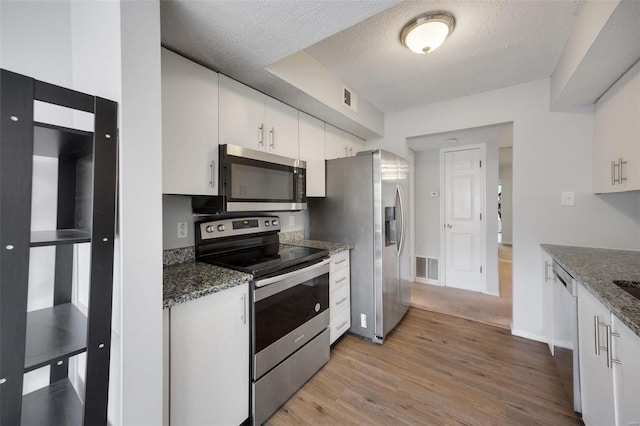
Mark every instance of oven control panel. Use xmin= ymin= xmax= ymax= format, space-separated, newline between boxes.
xmin=198 ymin=216 xmax=281 ymax=239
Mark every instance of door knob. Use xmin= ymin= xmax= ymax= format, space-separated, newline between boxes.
xmin=447 ymin=224 xmax=453 ymax=229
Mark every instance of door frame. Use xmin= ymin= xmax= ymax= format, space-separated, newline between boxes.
xmin=439 ymin=143 xmax=487 ymax=293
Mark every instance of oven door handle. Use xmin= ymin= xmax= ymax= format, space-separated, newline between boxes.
xmin=254 ymin=258 xmax=330 ymax=288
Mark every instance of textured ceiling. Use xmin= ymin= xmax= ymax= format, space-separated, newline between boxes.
xmin=306 ymin=0 xmax=582 ymax=113
xmin=160 ymin=0 xmax=398 ymax=84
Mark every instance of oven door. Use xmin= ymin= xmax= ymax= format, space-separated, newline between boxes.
xmin=252 ymin=258 xmax=330 ymax=379
xmin=220 ymin=144 xmax=306 ymax=211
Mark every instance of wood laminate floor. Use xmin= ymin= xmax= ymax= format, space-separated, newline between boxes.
xmin=267 ymin=308 xmax=581 ymax=426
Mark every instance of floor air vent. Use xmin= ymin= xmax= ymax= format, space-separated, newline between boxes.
xmin=416 ymin=257 xmax=427 ymax=279
xmin=427 ymin=258 xmax=439 ymax=281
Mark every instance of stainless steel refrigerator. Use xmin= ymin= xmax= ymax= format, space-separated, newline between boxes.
xmin=308 ymin=150 xmax=411 ymax=344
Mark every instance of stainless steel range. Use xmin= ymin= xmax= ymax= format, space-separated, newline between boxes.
xmin=195 ymin=215 xmax=330 ymax=425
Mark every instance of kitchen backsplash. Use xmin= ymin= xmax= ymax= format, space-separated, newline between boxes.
xmin=162 ymin=194 xmax=307 ymax=250
xmin=279 ymin=229 xmax=304 ymax=242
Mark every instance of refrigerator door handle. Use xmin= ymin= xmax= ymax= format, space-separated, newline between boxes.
xmin=396 ymin=184 xmax=406 ymax=256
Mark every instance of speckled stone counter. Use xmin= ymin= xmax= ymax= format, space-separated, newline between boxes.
xmin=163 ymin=262 xmax=251 ymax=309
xmin=541 ymin=244 xmax=640 ymax=337
xmin=285 ymin=239 xmax=354 ymax=256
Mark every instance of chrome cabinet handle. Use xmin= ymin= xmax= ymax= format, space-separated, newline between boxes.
xmin=336 ymin=297 xmax=348 ymax=306
xmin=611 ymin=161 xmax=616 ymax=186
xmin=335 ymin=277 xmax=347 ymax=284
xmin=258 ymin=123 xmax=265 ymax=147
xmin=594 ymin=315 xmax=610 ymax=357
xmin=349 ymin=146 xmax=353 ymax=156
xmin=344 ymin=146 xmax=348 ymax=157
xmin=544 ymin=261 xmax=553 ymax=282
xmin=337 ymin=320 xmax=349 ymax=330
xmin=209 ymin=160 xmax=215 ymax=188
xmin=605 ymin=324 xmax=622 ymax=368
xmin=269 ymin=127 xmax=275 ymax=149
xmin=334 ymin=259 xmax=347 ymax=265
xmin=620 ymin=157 xmax=628 ymax=182
xmin=241 ymin=293 xmax=247 ymax=325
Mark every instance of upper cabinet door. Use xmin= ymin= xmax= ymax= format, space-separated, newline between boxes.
xmin=219 ymin=74 xmax=267 ymax=151
xmin=619 ymin=68 xmax=640 ymax=191
xmin=299 ymin=112 xmax=325 ymax=197
xmin=593 ymin=62 xmax=640 ymax=194
xmin=325 ymin=124 xmax=349 ymax=160
xmin=325 ymin=124 xmax=365 ymax=160
xmin=265 ymin=98 xmax=299 ymax=159
xmin=162 ymin=48 xmax=219 ymax=195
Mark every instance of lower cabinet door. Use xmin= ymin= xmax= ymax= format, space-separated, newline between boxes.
xmin=170 ymin=283 xmax=249 ymax=426
xmin=612 ymin=315 xmax=640 ymax=426
xmin=577 ymin=285 xmax=615 ymax=426
xmin=330 ymin=306 xmax=351 ymax=344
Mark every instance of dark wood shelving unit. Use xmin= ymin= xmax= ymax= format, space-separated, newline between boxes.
xmin=0 ymin=69 xmax=118 ymax=425
xmin=30 ymin=230 xmax=92 ymax=247
xmin=24 ymin=304 xmax=88 ymax=372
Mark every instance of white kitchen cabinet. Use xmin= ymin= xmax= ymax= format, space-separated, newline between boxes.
xmin=169 ymin=283 xmax=249 ymax=426
xmin=219 ymin=75 xmax=298 ymax=158
xmin=161 ymin=48 xmax=219 ymax=195
xmin=162 ymin=309 xmax=170 ymax=426
xmin=325 ymin=124 xmax=365 ymax=160
xmin=612 ymin=315 xmax=640 ymax=426
xmin=593 ymin=61 xmax=640 ymax=193
xmin=577 ymin=284 xmax=616 ymax=426
xmin=299 ymin=112 xmax=326 ymax=197
xmin=541 ymin=251 xmax=554 ymax=354
xmin=329 ymin=250 xmax=351 ymax=344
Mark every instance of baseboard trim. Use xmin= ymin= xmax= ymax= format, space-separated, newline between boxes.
xmin=484 ymin=290 xmax=500 ymax=297
xmin=511 ymin=328 xmax=547 ymax=344
xmin=415 ymin=277 xmax=442 ymax=286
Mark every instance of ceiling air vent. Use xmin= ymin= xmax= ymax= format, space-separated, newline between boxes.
xmin=342 ymin=85 xmax=358 ymax=112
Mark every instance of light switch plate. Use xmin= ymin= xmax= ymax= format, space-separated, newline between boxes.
xmin=177 ymin=221 xmax=188 ymax=239
xmin=561 ymin=191 xmax=575 ymax=206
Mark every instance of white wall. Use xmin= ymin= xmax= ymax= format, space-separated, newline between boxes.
xmin=119 ymin=2 xmax=163 ymax=424
xmin=414 ymin=150 xmax=440 ymax=265
xmin=368 ymin=78 xmax=640 ymax=341
xmin=1 ymin=1 xmax=163 ymax=424
xmin=414 ymin=141 xmax=499 ymax=296
xmin=499 ymin=148 xmax=513 ymax=245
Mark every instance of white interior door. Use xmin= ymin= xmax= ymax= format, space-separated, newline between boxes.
xmin=443 ymin=148 xmax=484 ymax=292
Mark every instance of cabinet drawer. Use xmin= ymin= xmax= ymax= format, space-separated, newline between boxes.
xmin=330 ymin=282 xmax=350 ymax=313
xmin=330 ymin=307 xmax=351 ymax=344
xmin=330 ymin=250 xmax=349 ymax=273
xmin=330 ymin=266 xmax=349 ymax=293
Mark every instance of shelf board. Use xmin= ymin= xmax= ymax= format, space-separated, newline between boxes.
xmin=24 ymin=303 xmax=87 ymax=373
xmin=22 ymin=379 xmax=83 ymax=426
xmin=30 ymin=230 xmax=91 ymax=247
xmin=33 ymin=122 xmax=93 ymax=159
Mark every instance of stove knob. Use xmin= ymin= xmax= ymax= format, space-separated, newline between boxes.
xmin=271 ymin=219 xmax=279 ymax=227
xmin=264 ymin=220 xmax=270 ymax=227
xmin=206 ymin=225 xmax=215 ymax=233
xmin=217 ymin=224 xmax=225 ymax=232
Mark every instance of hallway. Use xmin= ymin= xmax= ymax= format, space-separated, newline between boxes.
xmin=411 ymin=245 xmax=512 ymax=329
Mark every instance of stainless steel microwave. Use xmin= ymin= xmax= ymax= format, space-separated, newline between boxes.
xmin=205 ymin=144 xmax=307 ymax=212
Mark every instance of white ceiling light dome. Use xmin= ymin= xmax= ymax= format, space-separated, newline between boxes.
xmin=400 ymin=12 xmax=455 ymax=54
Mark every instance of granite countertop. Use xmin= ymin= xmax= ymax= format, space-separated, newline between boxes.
xmin=285 ymin=239 xmax=354 ymax=255
xmin=163 ymin=262 xmax=251 ymax=309
xmin=541 ymin=244 xmax=640 ymax=337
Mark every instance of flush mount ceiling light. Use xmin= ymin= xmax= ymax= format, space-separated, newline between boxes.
xmin=400 ymin=12 xmax=455 ymax=54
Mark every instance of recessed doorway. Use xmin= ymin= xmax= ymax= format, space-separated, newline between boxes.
xmin=408 ymin=123 xmax=513 ymax=329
